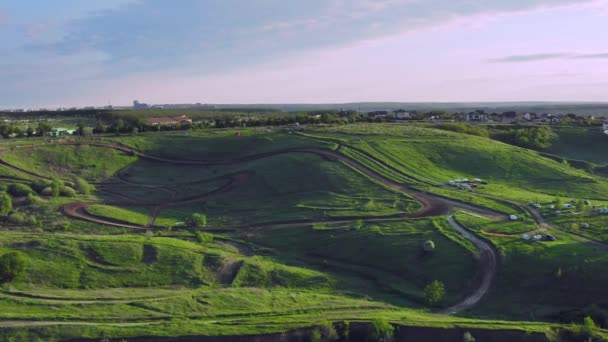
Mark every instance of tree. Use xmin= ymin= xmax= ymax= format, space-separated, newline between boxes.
xmin=75 ymin=178 xmax=92 ymax=195
xmin=77 ymin=122 xmax=85 ymax=136
xmin=423 ymin=240 xmax=435 ymax=252
xmin=370 ymin=319 xmax=395 ymax=342
xmin=554 ymin=197 xmax=563 ymax=209
xmin=36 ymin=122 xmax=52 ymax=137
xmin=0 ymin=252 xmax=27 ymax=283
xmin=576 ymin=199 xmax=585 ymax=212
xmin=0 ymin=193 xmax=12 ymax=216
xmin=310 ymin=321 xmax=338 ymax=342
xmin=94 ymin=121 xmax=107 ymax=134
xmin=191 ymin=213 xmax=207 ymax=227
xmin=114 ymin=119 xmax=125 ymax=135
xmin=51 ymin=178 xmax=64 ymax=198
xmin=576 ymin=316 xmax=597 ymax=340
xmin=424 ymin=280 xmax=446 ymax=306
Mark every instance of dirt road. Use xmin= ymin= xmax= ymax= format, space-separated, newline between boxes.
xmin=442 ymin=216 xmax=497 ymax=315
xmin=19 ymin=140 xmax=504 ymax=315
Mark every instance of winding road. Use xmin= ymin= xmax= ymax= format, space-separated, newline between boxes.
xmin=4 ymin=140 xmax=502 ymax=315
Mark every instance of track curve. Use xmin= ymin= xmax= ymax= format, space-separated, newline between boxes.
xmin=14 ymin=140 xmax=501 ymax=314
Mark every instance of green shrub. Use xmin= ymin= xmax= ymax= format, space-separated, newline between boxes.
xmin=60 ymin=186 xmax=77 ymax=197
xmin=423 ymin=240 xmax=435 ymax=252
xmin=0 ymin=252 xmax=27 ymax=283
xmin=51 ymin=178 xmax=64 ymax=197
xmin=0 ymin=193 xmax=12 ymax=216
xmin=424 ymin=280 xmax=446 ymax=306
xmin=8 ymin=212 xmax=26 ymax=225
xmin=8 ymin=183 xmax=34 ymax=197
xmin=31 ymin=179 xmax=52 ymax=193
xmin=75 ymin=178 xmax=93 ymax=195
xmin=40 ymin=187 xmax=53 ymax=197
xmin=370 ymin=319 xmax=395 ymax=342
xmin=191 ymin=213 xmax=207 ymax=227
xmin=195 ymin=232 xmax=213 ymax=243
xmin=310 ymin=321 xmax=338 ymax=342
xmin=26 ymin=193 xmax=42 ymax=205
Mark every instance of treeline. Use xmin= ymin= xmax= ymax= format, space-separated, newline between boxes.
xmin=0 ymin=121 xmax=77 ymax=139
xmin=433 ymin=123 xmax=558 ymax=149
xmin=491 ymin=126 xmax=558 ymax=149
xmin=92 ymin=110 xmax=378 ymax=134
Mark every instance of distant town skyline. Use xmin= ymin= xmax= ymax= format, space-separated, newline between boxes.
xmin=1 ymin=0 xmax=608 ymax=108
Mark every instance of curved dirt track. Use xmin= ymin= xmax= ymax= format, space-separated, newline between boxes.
xmin=442 ymin=216 xmax=497 ymax=315
xmin=27 ymin=140 xmax=500 ymax=314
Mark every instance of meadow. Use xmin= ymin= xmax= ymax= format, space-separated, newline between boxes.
xmin=0 ymin=123 xmax=607 ymax=340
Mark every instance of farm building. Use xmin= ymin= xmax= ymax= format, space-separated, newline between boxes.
xmin=603 ymin=120 xmax=608 ymax=135
xmin=509 ymin=215 xmax=518 ymax=221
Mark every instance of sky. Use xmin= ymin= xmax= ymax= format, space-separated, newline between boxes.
xmin=1 ymin=0 xmax=607 ymax=108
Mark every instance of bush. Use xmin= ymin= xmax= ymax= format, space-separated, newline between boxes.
xmin=40 ymin=187 xmax=53 ymax=197
xmin=370 ymin=319 xmax=395 ymax=342
xmin=8 ymin=212 xmax=26 ymax=225
xmin=424 ymin=280 xmax=446 ymax=306
xmin=60 ymin=186 xmax=77 ymax=197
xmin=310 ymin=321 xmax=338 ymax=342
xmin=0 ymin=193 xmax=12 ymax=216
xmin=75 ymin=178 xmax=93 ymax=195
xmin=8 ymin=183 xmax=34 ymax=197
xmin=195 ymin=231 xmax=213 ymax=243
xmin=0 ymin=252 xmax=27 ymax=283
xmin=423 ymin=240 xmax=435 ymax=252
xmin=31 ymin=179 xmax=52 ymax=193
xmin=26 ymin=193 xmax=42 ymax=205
xmin=191 ymin=213 xmax=207 ymax=227
xmin=51 ymin=178 xmax=64 ymax=197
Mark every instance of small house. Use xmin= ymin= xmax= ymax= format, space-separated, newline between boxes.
xmin=509 ymin=215 xmax=518 ymax=221
xmin=466 ymin=112 xmax=488 ymax=122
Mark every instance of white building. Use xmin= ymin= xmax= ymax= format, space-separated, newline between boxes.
xmin=466 ymin=113 xmax=488 ymax=121
xmin=603 ymin=121 xmax=608 ymax=135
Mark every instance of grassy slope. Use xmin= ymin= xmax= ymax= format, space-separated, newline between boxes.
xmin=236 ymin=218 xmax=476 ymax=307
xmin=0 ymin=145 xmax=137 ymax=182
xmin=542 ymin=127 xmax=608 ymax=166
xmin=455 ymin=212 xmax=608 ymax=322
xmin=109 ymin=129 xmax=333 ymax=161
xmin=309 ymin=124 xmax=608 ymax=201
xmin=0 ymin=233 xmax=331 ymax=293
xmin=85 ymin=205 xmax=151 ymax=226
xmin=156 ymin=153 xmax=420 ymax=226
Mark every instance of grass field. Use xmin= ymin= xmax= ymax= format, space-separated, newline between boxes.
xmin=236 ymin=217 xmax=477 ymax=307
xmin=542 ymin=127 xmax=608 ymax=166
xmin=455 ymin=212 xmax=608 ymax=324
xmin=0 ymin=145 xmax=138 ymax=182
xmin=306 ymin=124 xmax=608 ymax=202
xmin=109 ymin=129 xmax=334 ymax=161
xmin=85 ymin=205 xmax=151 ymax=226
xmin=1 ymin=124 xmax=608 ymax=340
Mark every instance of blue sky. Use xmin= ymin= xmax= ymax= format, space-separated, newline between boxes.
xmin=1 ymin=0 xmax=607 ymax=108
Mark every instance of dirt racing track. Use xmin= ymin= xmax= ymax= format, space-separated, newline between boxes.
xmin=13 ymin=141 xmax=504 ymax=315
